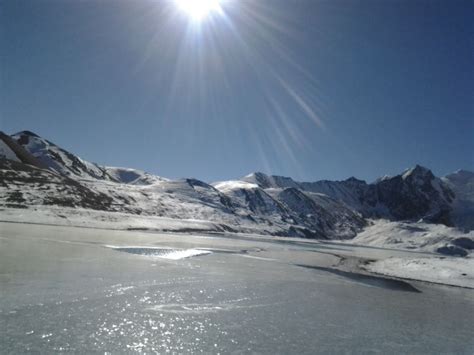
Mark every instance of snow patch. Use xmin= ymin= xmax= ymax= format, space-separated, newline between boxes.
xmin=364 ymin=257 xmax=474 ymax=288
xmin=352 ymin=220 xmax=473 ymax=253
xmin=213 ymin=180 xmax=259 ymax=192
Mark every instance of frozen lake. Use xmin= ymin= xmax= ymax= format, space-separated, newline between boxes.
xmin=1 ymin=222 xmax=473 ymax=353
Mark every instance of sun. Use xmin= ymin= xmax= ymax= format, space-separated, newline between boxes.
xmin=175 ymin=0 xmax=222 ymax=21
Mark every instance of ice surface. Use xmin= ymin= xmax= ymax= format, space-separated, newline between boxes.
xmin=107 ymin=246 xmax=212 ymax=259
xmin=1 ymin=222 xmax=473 ymax=354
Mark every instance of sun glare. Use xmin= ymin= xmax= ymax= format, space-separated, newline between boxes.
xmin=175 ymin=0 xmax=222 ymax=20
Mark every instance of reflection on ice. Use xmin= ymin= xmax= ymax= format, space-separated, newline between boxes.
xmin=149 ymin=303 xmax=227 ymax=314
xmin=106 ymin=246 xmax=212 ymax=260
xmin=149 ymin=301 xmax=276 ymax=314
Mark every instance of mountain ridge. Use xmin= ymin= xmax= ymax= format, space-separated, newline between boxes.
xmin=1 ymin=130 xmax=473 ymax=238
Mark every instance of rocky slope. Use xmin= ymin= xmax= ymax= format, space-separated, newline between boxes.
xmin=10 ymin=131 xmax=166 ymax=184
xmin=243 ymin=166 xmax=457 ymax=227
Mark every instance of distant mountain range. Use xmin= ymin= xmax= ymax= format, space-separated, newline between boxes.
xmin=1 ymin=130 xmax=473 ymax=238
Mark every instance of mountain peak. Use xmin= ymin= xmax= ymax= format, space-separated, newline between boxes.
xmin=443 ymin=169 xmax=474 ymax=188
xmin=373 ymin=174 xmax=392 ymax=183
xmin=402 ymin=165 xmax=434 ymax=180
xmin=242 ymin=172 xmax=269 ymax=182
xmin=344 ymin=176 xmax=366 ymax=184
xmin=244 ymin=172 xmax=269 ymax=179
xmin=13 ymin=130 xmax=41 ymax=138
xmin=242 ymin=172 xmax=300 ymax=189
xmin=451 ymin=169 xmax=474 ymax=177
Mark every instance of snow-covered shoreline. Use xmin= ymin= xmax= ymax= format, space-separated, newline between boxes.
xmin=334 ymin=220 xmax=474 ymax=288
xmin=2 ymin=207 xmax=473 ymax=289
xmin=352 ymin=219 xmax=474 ymax=253
xmin=0 ymin=206 xmax=249 ymax=234
xmin=362 ymin=257 xmax=474 ymax=289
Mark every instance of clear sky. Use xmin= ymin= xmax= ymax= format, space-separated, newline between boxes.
xmin=1 ymin=0 xmax=473 ymax=182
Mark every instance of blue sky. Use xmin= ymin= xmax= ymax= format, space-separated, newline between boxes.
xmin=1 ymin=0 xmax=473 ymax=182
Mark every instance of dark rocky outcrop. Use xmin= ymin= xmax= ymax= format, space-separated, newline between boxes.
xmin=436 ymin=245 xmax=468 ymax=257
xmin=452 ymin=237 xmax=474 ymax=250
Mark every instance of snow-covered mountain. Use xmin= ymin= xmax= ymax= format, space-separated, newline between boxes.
xmin=243 ymin=166 xmax=456 ymax=227
xmin=268 ymin=188 xmax=366 ymax=239
xmin=243 ymin=173 xmax=369 ymax=210
xmin=12 ymin=130 xmax=113 ymax=180
xmin=1 ymin=130 xmax=472 ymax=239
xmin=442 ymin=170 xmax=474 ymax=231
xmin=211 ymin=179 xmax=366 ymax=239
xmin=11 ymin=131 xmax=166 ymax=184
xmin=0 ymin=131 xmax=48 ymax=168
xmin=0 ymin=159 xmax=114 ymax=211
xmin=104 ymin=166 xmax=167 ymax=185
